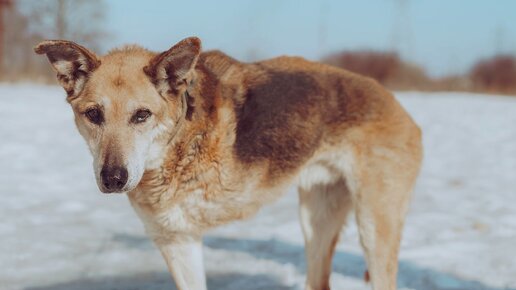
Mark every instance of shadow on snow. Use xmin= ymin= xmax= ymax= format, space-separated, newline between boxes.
xmin=27 ymin=233 xmax=515 ymax=290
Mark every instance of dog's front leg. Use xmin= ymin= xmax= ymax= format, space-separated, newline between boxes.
xmin=157 ymin=237 xmax=207 ymax=290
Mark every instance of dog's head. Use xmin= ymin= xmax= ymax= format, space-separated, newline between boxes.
xmin=35 ymin=37 xmax=201 ymax=193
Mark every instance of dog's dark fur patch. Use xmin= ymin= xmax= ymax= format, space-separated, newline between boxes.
xmin=234 ymin=70 xmax=325 ymax=176
xmin=196 ymin=64 xmax=220 ymax=122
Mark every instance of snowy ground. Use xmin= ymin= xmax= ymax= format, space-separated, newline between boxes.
xmin=1 ymin=84 xmax=515 ymax=290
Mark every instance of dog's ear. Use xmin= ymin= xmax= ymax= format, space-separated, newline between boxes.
xmin=34 ymin=40 xmax=100 ymax=99
xmin=144 ymin=37 xmax=201 ymax=97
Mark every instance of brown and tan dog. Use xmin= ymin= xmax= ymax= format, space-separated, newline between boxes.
xmin=35 ymin=37 xmax=422 ymax=290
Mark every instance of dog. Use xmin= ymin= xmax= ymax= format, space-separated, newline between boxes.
xmin=35 ymin=37 xmax=422 ymax=290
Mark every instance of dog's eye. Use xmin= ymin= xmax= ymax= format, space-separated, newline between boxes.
xmin=84 ymin=107 xmax=104 ymax=125
xmin=131 ymin=109 xmax=152 ymax=124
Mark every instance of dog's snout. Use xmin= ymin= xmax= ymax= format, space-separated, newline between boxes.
xmin=100 ymin=166 xmax=128 ymax=192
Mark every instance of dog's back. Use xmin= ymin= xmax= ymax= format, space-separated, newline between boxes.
xmin=202 ymin=51 xmax=421 ymax=181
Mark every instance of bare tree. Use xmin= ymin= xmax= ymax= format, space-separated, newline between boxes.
xmin=2 ymin=0 xmax=49 ymax=80
xmin=1 ymin=0 xmax=109 ymax=81
xmin=0 ymin=0 xmax=13 ymax=77
xmin=18 ymin=0 xmax=109 ymax=51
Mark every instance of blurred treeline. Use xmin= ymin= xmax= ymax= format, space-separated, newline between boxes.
xmin=0 ymin=0 xmax=108 ymax=82
xmin=1 ymin=0 xmax=515 ymax=95
xmin=323 ymin=51 xmax=516 ymax=95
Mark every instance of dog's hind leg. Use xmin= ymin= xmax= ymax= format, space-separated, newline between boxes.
xmin=353 ymin=148 xmax=420 ymax=290
xmin=298 ymin=177 xmax=352 ymax=290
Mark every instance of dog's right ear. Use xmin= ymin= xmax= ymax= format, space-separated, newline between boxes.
xmin=34 ymin=40 xmax=100 ymax=99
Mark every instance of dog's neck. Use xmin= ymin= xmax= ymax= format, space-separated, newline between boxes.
xmin=130 ymin=63 xmax=241 ymax=208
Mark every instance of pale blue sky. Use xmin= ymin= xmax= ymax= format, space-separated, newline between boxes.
xmin=106 ymin=0 xmax=516 ymax=77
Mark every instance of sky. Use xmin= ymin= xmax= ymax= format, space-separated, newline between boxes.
xmin=105 ymin=0 xmax=516 ymax=77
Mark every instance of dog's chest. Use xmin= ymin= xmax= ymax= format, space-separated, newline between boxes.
xmin=128 ymin=183 xmax=269 ymax=238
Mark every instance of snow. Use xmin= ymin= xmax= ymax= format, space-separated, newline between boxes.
xmin=1 ymin=84 xmax=515 ymax=290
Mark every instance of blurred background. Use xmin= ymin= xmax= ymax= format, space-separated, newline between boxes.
xmin=1 ymin=1 xmax=516 ymax=290
xmin=1 ymin=0 xmax=516 ymax=93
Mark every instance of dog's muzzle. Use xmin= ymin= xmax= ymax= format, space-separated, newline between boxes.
xmin=100 ymin=166 xmax=128 ymax=193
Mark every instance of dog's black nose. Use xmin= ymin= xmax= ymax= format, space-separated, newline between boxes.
xmin=100 ymin=166 xmax=128 ymax=192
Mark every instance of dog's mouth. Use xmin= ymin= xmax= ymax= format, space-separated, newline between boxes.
xmin=98 ymin=182 xmax=129 ymax=194
xmin=99 ymin=185 xmax=127 ymax=194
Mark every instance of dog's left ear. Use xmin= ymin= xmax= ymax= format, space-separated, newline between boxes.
xmin=34 ymin=40 xmax=100 ymax=99
xmin=144 ymin=37 xmax=201 ymax=97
